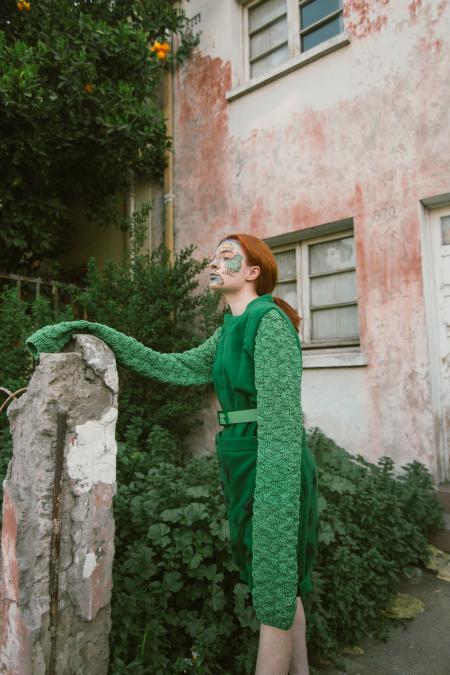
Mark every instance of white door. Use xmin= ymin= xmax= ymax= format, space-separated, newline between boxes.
xmin=429 ymin=206 xmax=450 ymax=483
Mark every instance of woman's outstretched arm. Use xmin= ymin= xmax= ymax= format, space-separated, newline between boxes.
xmin=26 ymin=320 xmax=222 ymax=386
xmin=252 ymin=308 xmax=303 ymax=631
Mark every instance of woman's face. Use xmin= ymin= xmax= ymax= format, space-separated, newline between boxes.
xmin=208 ymin=239 xmax=256 ymax=292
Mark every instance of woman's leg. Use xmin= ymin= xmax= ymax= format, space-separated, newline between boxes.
xmin=254 ymin=597 xmax=309 ymax=675
xmin=289 ymin=596 xmax=309 ymax=675
xmin=254 ymin=622 xmax=294 ymax=675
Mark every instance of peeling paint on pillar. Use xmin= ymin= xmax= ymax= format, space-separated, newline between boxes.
xmin=0 ymin=333 xmax=118 ymax=674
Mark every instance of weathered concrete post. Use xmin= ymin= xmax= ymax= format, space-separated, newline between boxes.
xmin=0 ymin=334 xmax=118 ymax=675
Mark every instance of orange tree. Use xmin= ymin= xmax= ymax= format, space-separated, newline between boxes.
xmin=0 ymin=0 xmax=197 ymax=273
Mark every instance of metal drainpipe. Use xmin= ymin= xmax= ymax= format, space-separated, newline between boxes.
xmin=163 ymin=34 xmax=175 ymax=267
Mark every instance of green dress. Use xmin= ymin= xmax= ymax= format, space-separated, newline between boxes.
xmin=212 ymin=294 xmax=319 ymax=630
xmin=25 ymin=293 xmax=319 ymax=631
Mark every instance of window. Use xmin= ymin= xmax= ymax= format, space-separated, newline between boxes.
xmin=248 ymin=0 xmax=289 ymax=79
xmin=245 ymin=0 xmax=344 ymax=80
xmin=299 ymin=0 xmax=344 ymax=52
xmin=272 ymin=230 xmax=360 ymax=347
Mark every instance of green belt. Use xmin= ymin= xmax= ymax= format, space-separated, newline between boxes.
xmin=217 ymin=408 xmax=258 ymax=426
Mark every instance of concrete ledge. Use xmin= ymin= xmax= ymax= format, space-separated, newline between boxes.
xmin=303 ymin=351 xmax=368 ymax=368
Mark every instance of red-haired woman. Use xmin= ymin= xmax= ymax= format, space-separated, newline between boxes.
xmin=26 ymin=233 xmax=319 ymax=675
xmin=208 ymin=234 xmax=319 ymax=675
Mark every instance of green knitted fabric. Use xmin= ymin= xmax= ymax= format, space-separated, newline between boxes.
xmin=26 ymin=320 xmax=222 ymax=385
xmin=25 ymin=309 xmax=304 ymax=630
xmin=253 ymin=309 xmax=303 ymax=629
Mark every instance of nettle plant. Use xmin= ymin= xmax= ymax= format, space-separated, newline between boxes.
xmin=0 ymin=0 xmax=198 ymax=272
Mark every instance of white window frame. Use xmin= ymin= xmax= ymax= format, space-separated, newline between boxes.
xmin=243 ymin=0 xmax=300 ymax=82
xmin=230 ymin=0 xmax=349 ymax=101
xmin=272 ymin=228 xmax=361 ymax=349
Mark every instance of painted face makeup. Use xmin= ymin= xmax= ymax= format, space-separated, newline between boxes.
xmin=209 ymin=239 xmax=244 ymax=287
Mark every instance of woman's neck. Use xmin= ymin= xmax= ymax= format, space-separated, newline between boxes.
xmin=224 ymin=290 xmax=260 ymax=316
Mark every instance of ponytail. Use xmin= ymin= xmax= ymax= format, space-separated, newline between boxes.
xmin=273 ymin=296 xmax=301 ymax=332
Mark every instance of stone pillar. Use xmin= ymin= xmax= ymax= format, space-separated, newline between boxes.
xmin=0 ymin=334 xmax=118 ymax=675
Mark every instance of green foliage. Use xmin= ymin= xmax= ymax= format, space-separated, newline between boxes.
xmin=70 ymin=240 xmax=224 ymax=444
xmin=106 ymin=425 xmax=444 ymax=673
xmin=110 ymin=430 xmax=259 ymax=675
xmin=304 ymin=427 xmax=445 ymax=669
xmin=0 ymin=245 xmax=445 ymax=671
xmin=0 ymin=238 xmax=223 ymax=522
xmin=0 ymin=285 xmax=75 ymax=392
xmin=0 ymin=0 xmax=198 ymax=271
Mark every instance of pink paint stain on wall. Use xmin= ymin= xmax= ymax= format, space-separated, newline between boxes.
xmin=344 ymin=0 xmax=390 ymax=38
xmin=408 ymin=0 xmax=422 ymax=18
xmin=175 ymin=51 xmax=232 ymax=250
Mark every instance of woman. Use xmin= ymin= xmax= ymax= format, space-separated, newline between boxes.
xmin=26 ymin=233 xmax=319 ymax=675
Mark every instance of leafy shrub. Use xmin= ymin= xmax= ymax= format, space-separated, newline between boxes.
xmin=304 ymin=427 xmax=445 ymax=669
xmin=107 ymin=425 xmax=444 ymax=673
xmin=70 ymin=241 xmax=223 ymax=444
xmin=0 ymin=0 xmax=198 ymax=272
xmin=0 ymin=240 xmax=223 ymax=522
xmin=110 ymin=425 xmax=259 ymax=675
xmin=0 ymin=250 xmax=444 ymax=671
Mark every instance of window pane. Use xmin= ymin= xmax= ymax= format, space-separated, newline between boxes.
xmin=274 ymin=250 xmax=296 ymax=281
xmin=309 ymin=236 xmax=354 ymax=274
xmin=251 ymin=43 xmax=289 ymax=77
xmin=441 ymin=216 xmax=450 ymax=245
xmin=249 ymin=0 xmax=287 ymax=33
xmin=300 ymin=0 xmax=342 ymax=30
xmin=250 ymin=15 xmax=288 ymax=60
xmin=310 ymin=271 xmax=357 ymax=306
xmin=301 ymin=13 xmax=344 ymax=51
xmin=274 ymin=281 xmax=298 ymax=309
xmin=311 ymin=305 xmax=359 ymax=340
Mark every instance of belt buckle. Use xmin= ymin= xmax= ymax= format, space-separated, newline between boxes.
xmin=217 ymin=410 xmax=229 ymax=425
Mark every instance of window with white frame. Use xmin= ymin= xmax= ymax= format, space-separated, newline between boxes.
xmin=272 ymin=230 xmax=360 ymax=347
xmin=246 ymin=0 xmax=344 ymax=80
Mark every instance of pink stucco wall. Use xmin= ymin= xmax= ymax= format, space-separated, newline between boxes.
xmin=173 ymin=0 xmax=450 ymax=480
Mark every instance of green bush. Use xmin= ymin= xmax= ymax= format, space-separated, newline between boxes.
xmin=110 ymin=424 xmax=259 ymax=675
xmin=0 ymin=240 xmax=223 ymax=520
xmin=0 ymin=248 xmax=444 ymax=671
xmin=304 ymin=427 xmax=445 ymax=669
xmin=107 ymin=425 xmax=444 ymax=673
xmin=70 ymin=240 xmax=223 ymax=444
xmin=0 ymin=0 xmax=198 ymax=272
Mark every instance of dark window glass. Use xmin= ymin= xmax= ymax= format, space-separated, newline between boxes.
xmin=301 ymin=13 xmax=343 ymax=51
xmin=300 ymin=0 xmax=342 ymax=30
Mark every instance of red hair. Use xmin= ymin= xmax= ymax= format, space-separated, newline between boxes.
xmin=218 ymin=233 xmax=301 ymax=331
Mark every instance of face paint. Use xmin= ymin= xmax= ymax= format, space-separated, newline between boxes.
xmin=224 ymin=253 xmax=243 ymax=274
xmin=209 ymin=239 xmax=245 ymax=286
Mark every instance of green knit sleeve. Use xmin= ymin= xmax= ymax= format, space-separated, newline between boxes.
xmin=25 ymin=320 xmax=222 ymax=386
xmin=252 ymin=309 xmax=303 ymax=630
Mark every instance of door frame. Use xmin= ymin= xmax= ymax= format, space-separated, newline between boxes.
xmin=420 ymin=195 xmax=450 ymax=484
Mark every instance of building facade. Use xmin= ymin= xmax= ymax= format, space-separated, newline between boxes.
xmin=171 ymin=0 xmax=450 ymax=485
